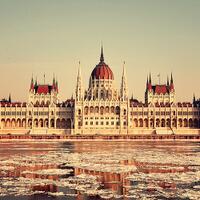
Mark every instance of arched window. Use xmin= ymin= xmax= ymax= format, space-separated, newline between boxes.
xmin=95 ymin=106 xmax=99 ymax=114
xmin=100 ymin=106 xmax=104 ymax=115
xmin=100 ymin=90 xmax=104 ymax=99
xmin=90 ymin=106 xmax=94 ymax=114
xmin=84 ymin=107 xmax=88 ymax=115
xmin=116 ymin=106 xmax=120 ymax=115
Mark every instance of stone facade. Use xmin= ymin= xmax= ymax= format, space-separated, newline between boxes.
xmin=0 ymin=48 xmax=200 ymax=135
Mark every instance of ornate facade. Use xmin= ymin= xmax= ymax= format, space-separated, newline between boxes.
xmin=0 ymin=47 xmax=200 ymax=135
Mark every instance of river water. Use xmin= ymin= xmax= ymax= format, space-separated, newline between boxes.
xmin=0 ymin=140 xmax=200 ymax=200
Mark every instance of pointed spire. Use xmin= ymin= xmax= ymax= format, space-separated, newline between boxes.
xmin=167 ymin=75 xmax=169 ymax=86
xmin=131 ymin=93 xmax=134 ymax=100
xmin=120 ymin=61 xmax=128 ymax=101
xmin=53 ymin=73 xmax=56 ymax=85
xmin=122 ymin=61 xmax=126 ymax=78
xmin=43 ymin=73 xmax=46 ymax=84
xmin=100 ymin=44 xmax=104 ymax=62
xmin=34 ymin=77 xmax=37 ymax=87
xmin=193 ymin=93 xmax=196 ymax=104
xmin=78 ymin=61 xmax=81 ymax=77
xmin=146 ymin=75 xmax=149 ymax=86
xmin=149 ymin=73 xmax=152 ymax=84
xmin=56 ymin=79 xmax=58 ymax=93
xmin=170 ymin=73 xmax=173 ymax=84
xmin=8 ymin=93 xmax=11 ymax=103
xmin=76 ymin=61 xmax=83 ymax=101
xmin=30 ymin=75 xmax=34 ymax=91
xmin=147 ymin=73 xmax=152 ymax=91
xmin=31 ymin=74 xmax=34 ymax=84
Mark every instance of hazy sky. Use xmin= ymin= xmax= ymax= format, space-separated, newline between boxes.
xmin=0 ymin=0 xmax=200 ymax=102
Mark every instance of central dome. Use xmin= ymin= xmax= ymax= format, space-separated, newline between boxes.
xmin=91 ymin=47 xmax=114 ymax=80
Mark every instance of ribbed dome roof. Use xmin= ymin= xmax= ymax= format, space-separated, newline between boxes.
xmin=91 ymin=47 xmax=114 ymax=80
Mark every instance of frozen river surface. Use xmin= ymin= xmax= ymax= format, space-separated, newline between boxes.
xmin=0 ymin=140 xmax=200 ymax=200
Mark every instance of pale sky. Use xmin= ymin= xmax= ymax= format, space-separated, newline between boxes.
xmin=0 ymin=0 xmax=200 ymax=102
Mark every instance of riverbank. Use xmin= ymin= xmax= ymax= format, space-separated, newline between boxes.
xmin=0 ymin=133 xmax=200 ymax=141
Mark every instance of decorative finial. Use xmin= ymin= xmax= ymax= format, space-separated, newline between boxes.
xmin=53 ymin=73 xmax=55 ymax=84
xmin=100 ymin=44 xmax=104 ymax=62
xmin=171 ymin=72 xmax=173 ymax=84
xmin=44 ymin=73 xmax=46 ymax=84
xmin=149 ymin=72 xmax=152 ymax=84
xmin=8 ymin=93 xmax=11 ymax=103
xmin=167 ymin=75 xmax=169 ymax=86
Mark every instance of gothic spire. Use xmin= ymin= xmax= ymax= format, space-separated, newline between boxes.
xmin=149 ymin=73 xmax=152 ymax=84
xmin=8 ymin=93 xmax=11 ymax=103
xmin=171 ymin=73 xmax=173 ymax=84
xmin=100 ymin=45 xmax=104 ymax=62
xmin=193 ymin=93 xmax=196 ymax=104
xmin=76 ymin=61 xmax=83 ymax=101
xmin=34 ymin=77 xmax=37 ymax=87
xmin=53 ymin=73 xmax=56 ymax=85
xmin=30 ymin=75 xmax=34 ymax=91
xmin=146 ymin=75 xmax=149 ymax=86
xmin=120 ymin=61 xmax=128 ymax=101
xmin=167 ymin=75 xmax=169 ymax=86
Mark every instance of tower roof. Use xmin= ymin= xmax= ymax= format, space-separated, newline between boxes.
xmin=91 ymin=46 xmax=114 ymax=80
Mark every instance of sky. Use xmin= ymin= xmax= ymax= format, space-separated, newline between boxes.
xmin=0 ymin=0 xmax=200 ymax=102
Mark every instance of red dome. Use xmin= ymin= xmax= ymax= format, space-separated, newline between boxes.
xmin=91 ymin=62 xmax=114 ymax=80
xmin=91 ymin=47 xmax=114 ymax=80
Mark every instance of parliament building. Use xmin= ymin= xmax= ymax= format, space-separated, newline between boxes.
xmin=0 ymin=47 xmax=200 ymax=135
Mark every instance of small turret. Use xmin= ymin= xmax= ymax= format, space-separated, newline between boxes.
xmin=30 ymin=76 xmax=34 ymax=92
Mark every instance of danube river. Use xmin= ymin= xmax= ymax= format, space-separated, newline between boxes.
xmin=0 ymin=140 xmax=200 ymax=200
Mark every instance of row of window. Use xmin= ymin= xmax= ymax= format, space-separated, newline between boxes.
xmin=85 ymin=117 xmax=117 ymax=120
xmin=84 ymin=121 xmax=125 ymax=126
xmin=131 ymin=111 xmax=200 ymax=116
xmin=34 ymin=111 xmax=49 ymax=115
xmin=1 ymin=111 xmax=26 ymax=116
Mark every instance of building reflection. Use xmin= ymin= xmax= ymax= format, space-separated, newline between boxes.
xmin=0 ymin=141 xmax=197 ymax=199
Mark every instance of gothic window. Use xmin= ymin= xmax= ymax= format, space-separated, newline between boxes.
xmin=116 ymin=106 xmax=120 ymax=115
xmin=95 ymin=106 xmax=99 ymax=113
xmin=100 ymin=90 xmax=104 ymax=99
xmin=41 ymin=101 xmax=45 ymax=106
xmin=84 ymin=107 xmax=88 ymax=115
xmin=90 ymin=106 xmax=94 ymax=114
xmin=105 ymin=106 xmax=109 ymax=113
xmin=78 ymin=121 xmax=82 ymax=126
xmin=100 ymin=107 xmax=104 ymax=115
xmin=96 ymin=90 xmax=98 ymax=98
